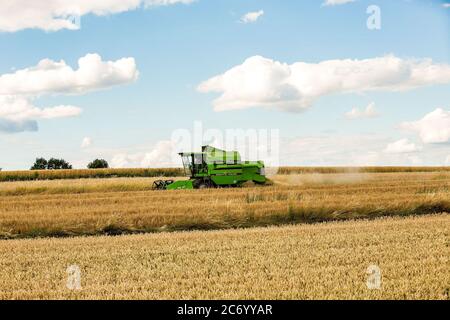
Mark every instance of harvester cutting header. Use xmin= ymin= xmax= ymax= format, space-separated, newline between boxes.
xmin=153 ymin=146 xmax=266 ymax=190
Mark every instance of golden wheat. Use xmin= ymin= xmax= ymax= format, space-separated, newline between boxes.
xmin=277 ymin=166 xmax=450 ymax=174
xmin=0 ymin=172 xmax=449 ymax=239
xmin=0 ymin=168 xmax=183 ymax=182
xmin=0 ymin=214 xmax=447 ymax=299
xmin=1 ymin=166 xmax=449 ymax=182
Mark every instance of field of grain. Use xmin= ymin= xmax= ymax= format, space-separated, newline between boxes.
xmin=0 ymin=214 xmax=447 ymax=299
xmin=0 ymin=172 xmax=449 ymax=239
xmin=0 ymin=168 xmax=183 ymax=182
xmin=1 ymin=166 xmax=449 ymax=182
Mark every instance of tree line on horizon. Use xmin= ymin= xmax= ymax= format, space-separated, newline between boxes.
xmin=30 ymin=158 xmax=109 ymax=170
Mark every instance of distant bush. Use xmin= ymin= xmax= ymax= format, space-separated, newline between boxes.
xmin=88 ymin=159 xmax=109 ymax=169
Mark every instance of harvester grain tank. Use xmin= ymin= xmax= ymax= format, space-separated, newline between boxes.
xmin=153 ymin=146 xmax=266 ymax=190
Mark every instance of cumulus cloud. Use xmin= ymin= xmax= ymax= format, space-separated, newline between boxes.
xmin=322 ymin=0 xmax=356 ymax=6
xmin=113 ymin=136 xmax=384 ymax=168
xmin=198 ymin=55 xmax=450 ymax=112
xmin=0 ymin=95 xmax=81 ymax=133
xmin=212 ymin=133 xmax=447 ymax=166
xmin=281 ymin=134 xmax=434 ymax=166
xmin=0 ymin=53 xmax=138 ymax=133
xmin=0 ymin=0 xmax=196 ymax=32
xmin=400 ymin=108 xmax=450 ymax=144
xmin=240 ymin=10 xmax=264 ymax=24
xmin=111 ymin=140 xmax=177 ymax=168
xmin=0 ymin=53 xmax=138 ymax=96
xmin=283 ymin=135 xmax=384 ymax=166
xmin=81 ymin=137 xmax=92 ymax=148
xmin=345 ymin=102 xmax=379 ymax=119
xmin=384 ymin=139 xmax=421 ymax=154
xmin=93 ymin=133 xmax=448 ymax=169
xmin=141 ymin=140 xmax=175 ymax=167
xmin=111 ymin=153 xmax=142 ymax=168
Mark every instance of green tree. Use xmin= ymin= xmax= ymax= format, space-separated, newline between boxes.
xmin=87 ymin=159 xmax=109 ymax=169
xmin=47 ymin=158 xmax=72 ymax=170
xmin=31 ymin=158 xmax=72 ymax=170
xmin=30 ymin=158 xmax=48 ymax=170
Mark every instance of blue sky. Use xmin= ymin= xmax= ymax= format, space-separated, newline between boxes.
xmin=0 ymin=0 xmax=449 ymax=169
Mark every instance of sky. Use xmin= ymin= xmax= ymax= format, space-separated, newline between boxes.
xmin=0 ymin=0 xmax=449 ymax=170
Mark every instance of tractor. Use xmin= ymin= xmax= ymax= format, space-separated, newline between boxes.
xmin=152 ymin=145 xmax=266 ymax=190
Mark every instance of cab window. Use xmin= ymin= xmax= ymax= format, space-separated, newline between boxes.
xmin=194 ymin=154 xmax=203 ymax=165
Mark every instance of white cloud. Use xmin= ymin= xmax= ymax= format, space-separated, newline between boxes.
xmin=81 ymin=137 xmax=92 ymax=149
xmin=0 ymin=96 xmax=81 ymax=121
xmin=111 ymin=140 xmax=177 ymax=168
xmin=113 ymin=136 xmax=383 ymax=168
xmin=0 ymin=53 xmax=138 ymax=96
xmin=400 ymin=108 xmax=450 ymax=144
xmin=282 ymin=134 xmax=384 ymax=166
xmin=240 ymin=10 xmax=264 ymax=24
xmin=384 ymin=139 xmax=420 ymax=154
xmin=407 ymin=155 xmax=423 ymax=165
xmin=111 ymin=153 xmax=142 ymax=168
xmin=0 ymin=53 xmax=138 ymax=133
xmin=198 ymin=55 xmax=450 ymax=112
xmin=0 ymin=0 xmax=196 ymax=32
xmin=345 ymin=102 xmax=379 ymax=119
xmin=322 ymin=0 xmax=356 ymax=6
xmin=443 ymin=3 xmax=450 ymax=8
xmin=280 ymin=134 xmax=436 ymax=166
xmin=141 ymin=140 xmax=175 ymax=167
xmin=76 ymin=133 xmax=448 ymax=169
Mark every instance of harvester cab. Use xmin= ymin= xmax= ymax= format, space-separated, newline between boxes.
xmin=152 ymin=146 xmax=266 ymax=190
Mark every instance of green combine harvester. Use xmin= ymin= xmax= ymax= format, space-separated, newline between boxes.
xmin=152 ymin=145 xmax=266 ymax=190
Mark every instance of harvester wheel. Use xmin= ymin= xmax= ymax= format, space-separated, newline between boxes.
xmin=194 ymin=179 xmax=214 ymax=189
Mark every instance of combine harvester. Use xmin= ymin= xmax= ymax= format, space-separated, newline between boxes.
xmin=153 ymin=145 xmax=266 ymax=190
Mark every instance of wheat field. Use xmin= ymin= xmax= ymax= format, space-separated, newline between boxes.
xmin=0 ymin=168 xmax=183 ymax=182
xmin=0 ymin=170 xmax=448 ymax=300
xmin=0 ymin=214 xmax=447 ymax=299
xmin=0 ymin=172 xmax=449 ymax=239
xmin=1 ymin=166 xmax=449 ymax=182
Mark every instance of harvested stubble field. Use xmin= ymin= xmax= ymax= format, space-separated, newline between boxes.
xmin=0 ymin=214 xmax=448 ymax=299
xmin=0 ymin=171 xmax=449 ymax=239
